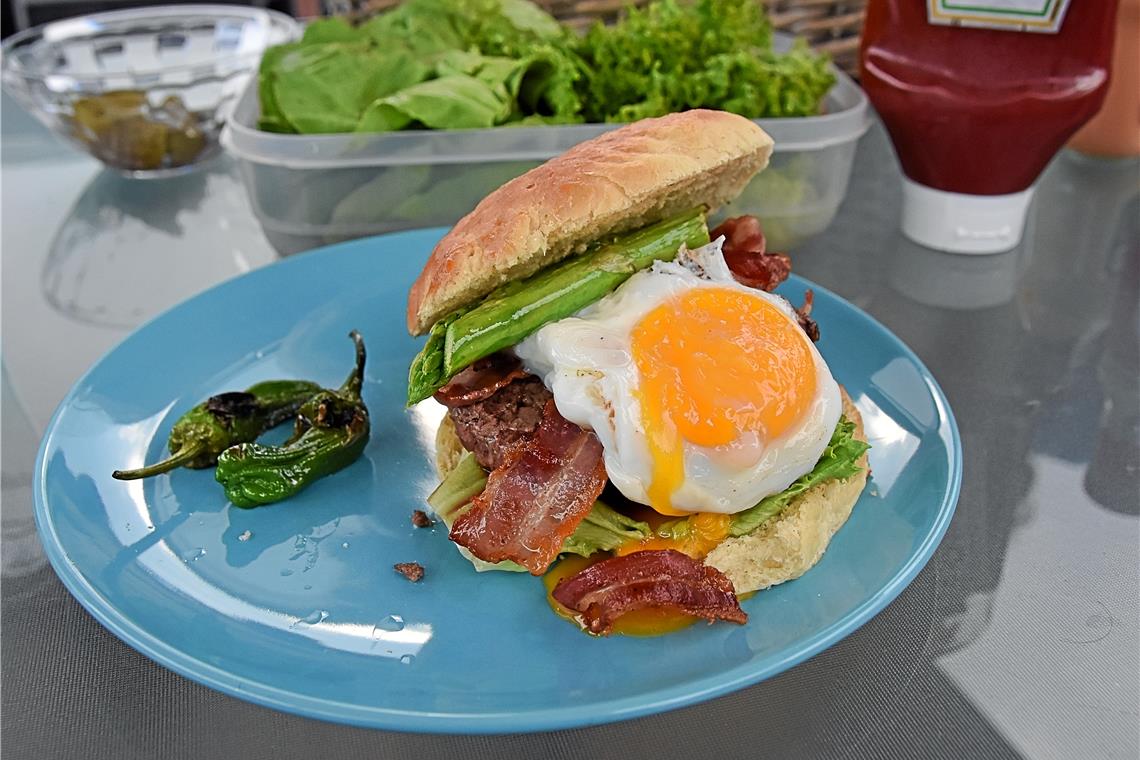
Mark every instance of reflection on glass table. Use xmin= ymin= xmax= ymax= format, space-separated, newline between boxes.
xmin=41 ymin=159 xmax=277 ymax=329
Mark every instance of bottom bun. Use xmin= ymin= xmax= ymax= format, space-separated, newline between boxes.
xmin=435 ymin=414 xmax=465 ymax=478
xmin=705 ymin=391 xmax=868 ymax=593
xmin=433 ymin=390 xmax=869 ymax=595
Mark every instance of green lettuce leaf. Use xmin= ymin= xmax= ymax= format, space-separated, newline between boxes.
xmin=256 ymin=41 xmax=301 ymax=133
xmin=356 ymin=74 xmax=512 ymax=132
xmin=560 ymin=501 xmax=650 ymax=557
xmin=495 ymin=0 xmax=564 ymax=41
xmin=426 ymin=452 xmax=488 ymax=523
xmin=328 ymin=166 xmax=435 ymax=228
xmin=430 ymin=50 xmax=581 ymax=124
xmin=300 ymin=17 xmax=366 ymax=45
xmin=384 ymin=161 xmax=539 ymax=223
xmin=272 ymin=43 xmax=428 ymax=133
xmin=359 ymin=0 xmax=467 ymax=56
xmin=513 ymin=48 xmax=583 ymax=120
xmin=257 ymin=0 xmax=580 ymax=134
xmin=362 ymin=0 xmax=564 ymax=59
xmin=729 ymin=416 xmax=869 ymax=537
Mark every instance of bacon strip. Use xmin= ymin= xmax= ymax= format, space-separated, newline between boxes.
xmin=433 ymin=353 xmax=529 ymax=408
xmin=449 ymin=401 xmax=607 ymax=575
xmin=712 ymin=215 xmax=792 ymax=292
xmin=552 ymin=549 xmax=748 ymax=635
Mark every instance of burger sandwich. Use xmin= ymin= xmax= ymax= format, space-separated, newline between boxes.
xmin=406 ymin=109 xmax=870 ymax=636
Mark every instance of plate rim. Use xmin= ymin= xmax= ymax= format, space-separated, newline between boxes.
xmin=33 ymin=229 xmax=963 ymax=734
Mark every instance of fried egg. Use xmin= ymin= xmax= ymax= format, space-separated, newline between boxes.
xmin=515 ymin=238 xmax=841 ymax=515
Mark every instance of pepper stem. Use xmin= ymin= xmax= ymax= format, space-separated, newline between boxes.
xmin=112 ymin=442 xmax=205 ymax=480
xmin=340 ymin=330 xmax=367 ymax=399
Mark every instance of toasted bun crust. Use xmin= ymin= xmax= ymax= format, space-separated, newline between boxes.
xmin=407 ymin=110 xmax=775 ymax=335
xmin=434 ymin=389 xmax=870 ymax=595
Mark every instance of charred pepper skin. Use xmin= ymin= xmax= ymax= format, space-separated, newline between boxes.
xmin=111 ymin=380 xmax=322 ymax=480
xmin=215 ymin=331 xmax=370 ymax=508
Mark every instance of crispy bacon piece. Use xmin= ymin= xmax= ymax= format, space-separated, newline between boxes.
xmin=712 ymin=215 xmax=792 ymax=292
xmin=449 ymin=401 xmax=607 ymax=575
xmin=713 ymin=214 xmax=767 ymax=253
xmin=795 ymin=289 xmax=820 ymax=342
xmin=433 ymin=353 xmax=529 ymax=408
xmin=552 ymin=550 xmax=747 ymax=635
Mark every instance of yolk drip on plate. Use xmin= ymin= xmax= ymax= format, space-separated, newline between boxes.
xmin=630 ymin=287 xmax=817 ymax=515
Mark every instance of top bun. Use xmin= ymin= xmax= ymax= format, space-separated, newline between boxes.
xmin=406 ymin=109 xmax=774 ymax=335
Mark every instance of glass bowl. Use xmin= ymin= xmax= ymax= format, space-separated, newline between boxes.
xmin=1 ymin=5 xmax=299 ymax=177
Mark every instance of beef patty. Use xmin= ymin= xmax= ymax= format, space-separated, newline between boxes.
xmin=447 ymin=375 xmax=553 ymax=470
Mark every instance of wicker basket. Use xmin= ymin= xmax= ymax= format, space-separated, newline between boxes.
xmin=765 ymin=0 xmax=866 ymax=77
xmin=342 ymin=0 xmax=866 ymax=78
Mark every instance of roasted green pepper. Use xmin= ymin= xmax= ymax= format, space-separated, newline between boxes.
xmin=112 ymin=379 xmax=323 ymax=480
xmin=215 ymin=331 xmax=370 ymax=508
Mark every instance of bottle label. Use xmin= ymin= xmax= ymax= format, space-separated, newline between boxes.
xmin=927 ymin=0 xmax=1072 ymax=33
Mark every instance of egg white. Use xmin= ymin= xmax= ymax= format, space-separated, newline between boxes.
xmin=514 ymin=238 xmax=842 ymax=514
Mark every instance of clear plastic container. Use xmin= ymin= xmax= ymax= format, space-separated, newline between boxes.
xmin=222 ymin=49 xmax=870 ymax=255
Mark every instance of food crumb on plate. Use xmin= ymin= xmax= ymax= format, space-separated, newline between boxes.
xmin=394 ymin=562 xmax=424 ymax=582
xmin=411 ymin=510 xmax=433 ymax=528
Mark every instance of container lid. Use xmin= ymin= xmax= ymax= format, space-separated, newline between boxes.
xmin=900 ymin=179 xmax=1035 ymax=255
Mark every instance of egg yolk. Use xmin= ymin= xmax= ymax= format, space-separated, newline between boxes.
xmin=630 ymin=287 xmax=816 ymax=515
xmin=614 ymin=512 xmax=732 ymax=559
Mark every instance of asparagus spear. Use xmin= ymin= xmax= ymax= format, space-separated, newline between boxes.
xmin=406 ymin=209 xmax=708 ymax=405
xmin=407 ymin=312 xmax=458 ymax=408
xmin=447 ymin=209 xmax=709 ymax=373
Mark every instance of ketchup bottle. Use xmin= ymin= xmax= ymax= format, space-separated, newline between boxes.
xmin=860 ymin=1 xmax=1119 ymax=254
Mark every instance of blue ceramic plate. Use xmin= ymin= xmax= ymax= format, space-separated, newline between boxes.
xmin=35 ymin=229 xmax=961 ymax=733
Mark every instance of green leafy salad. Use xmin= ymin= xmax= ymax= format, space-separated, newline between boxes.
xmin=258 ymin=0 xmax=835 ymax=134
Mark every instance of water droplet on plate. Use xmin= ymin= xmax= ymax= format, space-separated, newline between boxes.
xmin=399 ymin=654 xmax=415 ymax=665
xmin=184 ymin=548 xmax=206 ymax=562
xmin=290 ymin=609 xmax=329 ymax=629
xmin=280 ymin=569 xmax=294 ymax=577
xmin=374 ymin=615 xmax=404 ymax=633
xmin=341 ymin=542 xmax=350 ymax=549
